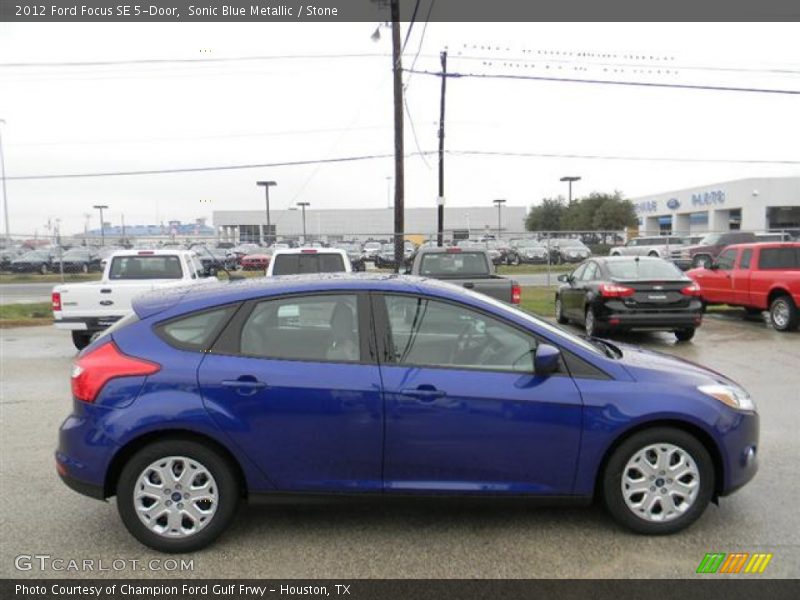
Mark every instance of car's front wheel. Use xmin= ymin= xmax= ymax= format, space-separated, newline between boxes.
xmin=674 ymin=328 xmax=695 ymax=342
xmin=602 ymin=427 xmax=714 ymax=534
xmin=116 ymin=439 xmax=240 ymax=553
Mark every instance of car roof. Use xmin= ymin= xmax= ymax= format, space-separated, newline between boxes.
xmin=593 ymin=255 xmax=668 ymax=263
xmin=271 ymin=247 xmax=347 ymax=256
xmin=721 ymin=242 xmax=800 ymax=250
xmin=106 ymin=249 xmax=196 ymax=257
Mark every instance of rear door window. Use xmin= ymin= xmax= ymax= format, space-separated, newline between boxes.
xmin=239 ymin=294 xmax=361 ymax=362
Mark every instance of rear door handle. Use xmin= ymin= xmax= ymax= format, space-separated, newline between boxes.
xmin=462 ymin=282 xmax=475 ymax=289
xmin=221 ymin=377 xmax=268 ymax=394
xmin=399 ymin=387 xmax=446 ymax=401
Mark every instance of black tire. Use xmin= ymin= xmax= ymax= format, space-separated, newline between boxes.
xmin=674 ymin=328 xmax=695 ymax=342
xmin=555 ymin=294 xmax=568 ymax=324
xmin=116 ymin=439 xmax=240 ymax=553
xmin=648 ymin=251 xmax=659 ymax=258
xmin=81 ymin=263 xmax=89 ymax=274
xmin=692 ymin=255 xmax=711 ymax=269
xmin=769 ymin=295 xmax=799 ymax=332
xmin=602 ymin=427 xmax=715 ymax=535
xmin=40 ymin=264 xmax=48 ymax=275
xmin=510 ymin=253 xmax=521 ymax=266
xmin=584 ymin=306 xmax=601 ymax=337
xmin=71 ymin=331 xmax=92 ymax=350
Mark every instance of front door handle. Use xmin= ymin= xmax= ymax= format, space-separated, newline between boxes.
xmin=399 ymin=386 xmax=446 ymax=402
xmin=462 ymin=282 xmax=475 ymax=289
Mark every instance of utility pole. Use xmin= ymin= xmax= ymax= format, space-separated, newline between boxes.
xmin=297 ymin=202 xmax=310 ymax=244
xmin=256 ymin=180 xmax=277 ymax=246
xmin=493 ymin=199 xmax=506 ymax=238
xmin=121 ymin=213 xmax=126 ymax=246
xmin=93 ymin=205 xmax=108 ymax=246
xmin=390 ymin=0 xmax=405 ymax=272
xmin=0 ymin=119 xmax=9 ymax=244
xmin=437 ymin=50 xmax=447 ymax=247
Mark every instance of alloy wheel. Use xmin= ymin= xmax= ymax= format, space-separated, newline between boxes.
xmin=621 ymin=443 xmax=700 ymax=523
xmin=133 ymin=456 xmax=219 ymax=539
xmin=771 ymin=298 xmax=790 ymax=329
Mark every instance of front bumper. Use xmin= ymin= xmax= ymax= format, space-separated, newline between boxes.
xmin=719 ymin=410 xmax=759 ymax=496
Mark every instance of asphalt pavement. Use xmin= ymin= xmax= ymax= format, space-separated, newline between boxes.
xmin=0 ymin=282 xmax=55 ymax=305
xmin=0 ymin=314 xmax=798 ymax=579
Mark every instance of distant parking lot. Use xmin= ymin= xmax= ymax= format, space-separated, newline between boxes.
xmin=0 ymin=311 xmax=797 ymax=579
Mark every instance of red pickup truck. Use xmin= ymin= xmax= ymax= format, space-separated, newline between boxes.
xmin=688 ymin=242 xmax=800 ymax=331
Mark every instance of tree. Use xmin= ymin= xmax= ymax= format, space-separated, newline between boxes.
xmin=525 ymin=197 xmax=566 ymax=231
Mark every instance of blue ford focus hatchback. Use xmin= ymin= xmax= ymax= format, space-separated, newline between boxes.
xmin=57 ymin=274 xmax=758 ymax=552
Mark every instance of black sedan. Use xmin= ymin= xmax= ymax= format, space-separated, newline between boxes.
xmin=555 ymin=256 xmax=703 ymax=341
xmin=56 ymin=247 xmax=102 ymax=273
xmin=9 ymin=249 xmax=55 ymax=274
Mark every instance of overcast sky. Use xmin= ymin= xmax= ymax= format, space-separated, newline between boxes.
xmin=1 ymin=21 xmax=799 ymax=235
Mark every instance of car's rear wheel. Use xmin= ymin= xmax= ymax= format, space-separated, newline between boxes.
xmin=71 ymin=331 xmax=92 ymax=350
xmin=584 ymin=307 xmax=601 ymax=337
xmin=602 ymin=427 xmax=714 ymax=534
xmin=116 ymin=439 xmax=240 ymax=553
xmin=674 ymin=328 xmax=695 ymax=342
xmin=770 ymin=295 xmax=798 ymax=331
xmin=555 ymin=295 xmax=568 ymax=324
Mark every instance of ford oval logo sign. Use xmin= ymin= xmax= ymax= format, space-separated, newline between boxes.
xmin=667 ymin=198 xmax=680 ymax=210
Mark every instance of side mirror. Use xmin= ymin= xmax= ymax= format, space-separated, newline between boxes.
xmin=708 ymin=262 xmax=719 ymax=270
xmin=557 ymin=273 xmax=570 ymax=283
xmin=534 ymin=344 xmax=561 ymax=376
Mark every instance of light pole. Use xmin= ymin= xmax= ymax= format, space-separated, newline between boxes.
xmin=0 ymin=119 xmax=9 ymax=243
xmin=385 ymin=176 xmax=392 ymax=209
xmin=493 ymin=199 xmax=506 ymax=239
xmin=93 ymin=205 xmax=108 ymax=246
xmin=256 ymin=181 xmax=277 ymax=245
xmin=560 ymin=176 xmax=581 ymax=205
xmin=297 ymin=202 xmax=310 ymax=244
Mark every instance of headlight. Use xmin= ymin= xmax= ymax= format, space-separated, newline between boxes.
xmin=698 ymin=384 xmax=756 ymax=412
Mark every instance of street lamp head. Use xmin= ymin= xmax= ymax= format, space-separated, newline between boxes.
xmin=493 ymin=198 xmax=506 ymax=205
xmin=297 ymin=202 xmax=311 ymax=208
xmin=256 ymin=181 xmax=277 ymax=187
xmin=93 ymin=205 xmax=109 ymax=209
xmin=560 ymin=176 xmax=581 ymax=183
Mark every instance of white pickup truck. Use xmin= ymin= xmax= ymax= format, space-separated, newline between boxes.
xmin=52 ymin=249 xmax=217 ymax=349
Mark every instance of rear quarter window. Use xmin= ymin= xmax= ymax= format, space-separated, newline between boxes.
xmin=758 ymin=247 xmax=800 ymax=270
xmin=157 ymin=305 xmax=239 ymax=351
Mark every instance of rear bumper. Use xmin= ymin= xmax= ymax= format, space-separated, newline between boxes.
xmin=600 ymin=311 xmax=703 ymax=330
xmin=54 ymin=316 xmax=121 ymax=332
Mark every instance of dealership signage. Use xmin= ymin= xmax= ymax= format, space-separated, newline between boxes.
xmin=634 ymin=200 xmax=658 ymax=214
xmin=691 ymin=190 xmax=725 ymax=207
xmin=667 ymin=198 xmax=681 ymax=210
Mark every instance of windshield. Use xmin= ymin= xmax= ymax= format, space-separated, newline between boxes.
xmin=20 ymin=251 xmax=49 ymax=259
xmin=560 ymin=240 xmax=588 ymax=249
xmin=364 ymin=242 xmax=381 ymax=250
xmin=699 ymin=233 xmax=722 ymax=245
xmin=419 ymin=252 xmax=491 ymax=277
xmin=606 ymin=259 xmax=685 ymax=280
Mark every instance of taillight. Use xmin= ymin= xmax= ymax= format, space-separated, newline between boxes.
xmin=599 ymin=283 xmax=635 ymax=298
xmin=71 ymin=341 xmax=160 ymax=403
xmin=52 ymin=291 xmax=62 ymax=311
xmin=446 ymin=247 xmax=462 ymax=253
xmin=681 ymin=283 xmax=702 ymax=296
xmin=511 ymin=284 xmax=521 ymax=305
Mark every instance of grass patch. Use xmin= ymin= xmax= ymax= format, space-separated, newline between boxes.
xmin=0 ymin=302 xmax=53 ymax=328
xmin=0 ymin=272 xmax=101 ymax=284
xmin=519 ymin=286 xmax=557 ymax=317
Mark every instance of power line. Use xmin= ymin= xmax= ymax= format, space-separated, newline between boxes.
xmin=401 ymin=0 xmax=422 ymax=55
xmin=406 ymin=0 xmax=436 ymax=82
xmin=4 ymin=152 xmax=437 ymax=181
xmin=404 ymin=68 xmax=800 ymax=95
xmin=5 ymin=149 xmax=798 ymax=181
xmin=0 ymin=53 xmax=390 ymax=69
xmin=404 ymin=97 xmax=432 ymax=169
xmin=448 ymin=149 xmax=800 ymax=165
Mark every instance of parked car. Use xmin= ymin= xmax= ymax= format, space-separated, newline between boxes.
xmin=555 ymin=256 xmax=703 ymax=341
xmin=0 ymin=247 xmax=23 ymax=270
xmin=57 ymin=274 xmax=759 ymax=552
xmin=610 ymin=236 xmax=685 ymax=259
xmin=197 ymin=248 xmax=238 ymax=276
xmin=362 ymin=241 xmax=383 ymax=262
xmin=457 ymin=240 xmax=503 ymax=265
xmin=688 ymin=242 xmax=800 ymax=331
xmin=755 ymin=232 xmax=796 ymax=243
xmin=670 ymin=231 xmax=756 ymax=270
xmin=56 ymin=247 xmax=103 ymax=273
xmin=548 ymin=239 xmax=592 ymax=264
xmin=52 ymin=249 xmax=216 ymax=349
xmin=240 ymin=253 xmax=271 ymax=271
xmin=266 ymin=248 xmax=351 ymax=276
xmin=375 ymin=243 xmax=415 ymax=269
xmin=409 ymin=247 xmax=521 ymax=305
xmin=9 ymin=249 xmax=55 ymax=274
xmin=512 ymin=240 xmax=549 ymax=264
xmin=334 ymin=242 xmax=366 ymax=271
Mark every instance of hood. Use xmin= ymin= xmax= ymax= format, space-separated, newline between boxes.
xmin=614 ymin=341 xmax=737 ymax=387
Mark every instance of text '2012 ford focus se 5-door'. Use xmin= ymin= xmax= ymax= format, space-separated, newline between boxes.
xmin=57 ymin=274 xmax=758 ymax=552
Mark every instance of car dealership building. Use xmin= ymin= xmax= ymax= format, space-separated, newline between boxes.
xmin=631 ymin=176 xmax=800 ymax=235
xmin=212 ymin=205 xmax=528 ymax=243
